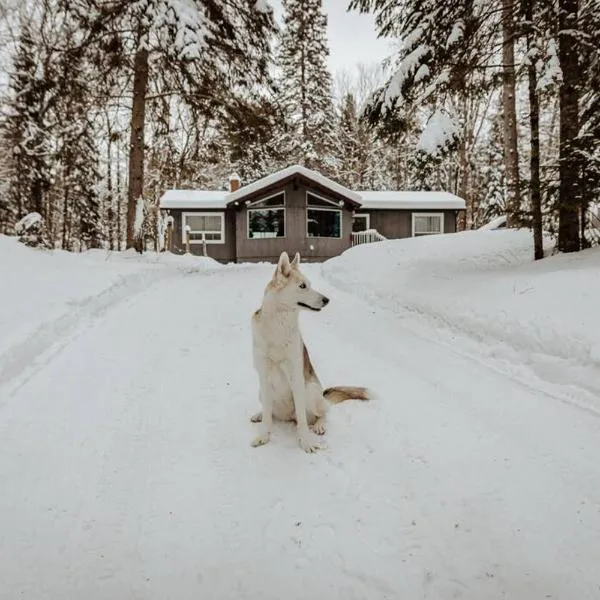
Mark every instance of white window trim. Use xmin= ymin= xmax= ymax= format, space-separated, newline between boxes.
xmin=306 ymin=190 xmax=341 ymax=208
xmin=247 ymin=190 xmax=286 ymax=208
xmin=412 ymin=212 xmax=444 ymax=236
xmin=353 ymin=213 xmax=370 ymax=231
xmin=182 ymin=211 xmax=225 ymax=244
xmin=247 ymin=207 xmax=286 ymax=240
xmin=306 ymin=206 xmax=343 ymax=239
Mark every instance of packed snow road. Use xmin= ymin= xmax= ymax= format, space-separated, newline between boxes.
xmin=1 ymin=263 xmax=599 ymax=600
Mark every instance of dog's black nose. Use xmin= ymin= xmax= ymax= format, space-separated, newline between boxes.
xmin=322 ymin=296 xmax=330 ymax=306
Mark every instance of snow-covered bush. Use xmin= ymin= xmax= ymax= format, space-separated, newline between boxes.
xmin=14 ymin=212 xmax=53 ymax=249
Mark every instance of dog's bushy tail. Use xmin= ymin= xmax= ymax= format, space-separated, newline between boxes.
xmin=323 ymin=386 xmax=372 ymax=404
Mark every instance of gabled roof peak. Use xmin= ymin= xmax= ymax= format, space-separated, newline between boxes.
xmin=225 ymin=164 xmax=362 ymax=205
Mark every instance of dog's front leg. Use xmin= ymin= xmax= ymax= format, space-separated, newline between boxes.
xmin=251 ymin=374 xmax=272 ymax=448
xmin=282 ymin=361 xmax=318 ymax=453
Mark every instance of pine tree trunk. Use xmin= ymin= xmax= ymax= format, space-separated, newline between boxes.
xmin=502 ymin=0 xmax=521 ymax=228
xmin=61 ymin=189 xmax=70 ymax=250
xmin=300 ymin=45 xmax=308 ymax=168
xmin=557 ymin=0 xmax=580 ymax=253
xmin=107 ymin=134 xmax=114 ymax=251
xmin=458 ymin=138 xmax=473 ymax=227
xmin=31 ymin=177 xmax=44 ymax=217
xmin=116 ymin=140 xmax=122 ymax=250
xmin=456 ymin=78 xmax=474 ymax=229
xmin=126 ymin=43 xmax=149 ymax=251
xmin=526 ymin=0 xmax=544 ymax=260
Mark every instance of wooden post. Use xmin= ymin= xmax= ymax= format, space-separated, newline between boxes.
xmin=185 ymin=225 xmax=191 ymax=254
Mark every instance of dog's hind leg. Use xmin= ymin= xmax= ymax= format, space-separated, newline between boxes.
xmin=310 ymin=415 xmax=326 ymax=435
xmin=307 ymin=384 xmax=328 ymax=436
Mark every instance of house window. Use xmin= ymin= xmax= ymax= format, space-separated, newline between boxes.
xmin=412 ymin=213 xmax=444 ymax=236
xmin=182 ymin=212 xmax=224 ymax=243
xmin=306 ymin=192 xmax=342 ymax=238
xmin=352 ymin=213 xmax=370 ymax=232
xmin=248 ymin=192 xmax=285 ymax=239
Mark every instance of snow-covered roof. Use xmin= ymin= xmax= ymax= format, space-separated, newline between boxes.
xmin=160 ymin=189 xmax=228 ymax=210
xmin=158 ymin=174 xmax=466 ymax=211
xmin=358 ymin=191 xmax=465 ymax=210
xmin=226 ymin=165 xmax=363 ymax=205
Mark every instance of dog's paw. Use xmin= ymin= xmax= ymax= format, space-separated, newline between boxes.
xmin=310 ymin=421 xmax=326 ymax=435
xmin=251 ymin=433 xmax=270 ymax=447
xmin=298 ymin=436 xmax=320 ymax=453
xmin=250 ymin=411 xmax=262 ymax=423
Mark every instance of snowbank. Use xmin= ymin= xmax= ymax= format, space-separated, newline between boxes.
xmin=323 ymin=229 xmax=600 ymax=402
xmin=0 ymin=235 xmax=220 ymax=363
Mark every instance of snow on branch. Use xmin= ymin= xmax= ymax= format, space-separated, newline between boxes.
xmin=382 ymin=45 xmax=431 ymax=109
xmin=416 ymin=109 xmax=460 ymax=157
xmin=14 ymin=212 xmax=52 ymax=249
xmin=446 ymin=20 xmax=464 ymax=48
xmin=15 ymin=212 xmax=42 ymax=234
xmin=254 ymin=0 xmax=273 ymax=13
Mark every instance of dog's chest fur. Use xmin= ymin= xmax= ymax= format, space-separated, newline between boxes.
xmin=252 ymin=309 xmax=301 ymax=364
xmin=252 ymin=309 xmax=303 ymax=420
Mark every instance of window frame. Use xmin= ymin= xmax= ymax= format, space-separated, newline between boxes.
xmin=247 ymin=190 xmax=286 ymax=209
xmin=306 ymin=191 xmax=343 ymax=239
xmin=247 ymin=191 xmax=286 ymax=240
xmin=352 ymin=213 xmax=370 ymax=232
xmin=412 ymin=212 xmax=444 ymax=237
xmin=182 ymin=211 xmax=225 ymax=244
xmin=305 ymin=191 xmax=342 ymax=208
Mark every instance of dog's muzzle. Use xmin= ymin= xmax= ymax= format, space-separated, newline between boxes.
xmin=298 ymin=296 xmax=329 ymax=311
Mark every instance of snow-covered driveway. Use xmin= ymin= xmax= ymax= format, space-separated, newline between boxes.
xmin=1 ymin=263 xmax=599 ymax=600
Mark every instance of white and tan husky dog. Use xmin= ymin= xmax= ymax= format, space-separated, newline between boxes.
xmin=250 ymin=251 xmax=371 ymax=452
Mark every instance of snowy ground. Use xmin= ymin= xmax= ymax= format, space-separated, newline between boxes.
xmin=1 ymin=234 xmax=599 ymax=599
xmin=324 ymin=229 xmax=600 ymax=413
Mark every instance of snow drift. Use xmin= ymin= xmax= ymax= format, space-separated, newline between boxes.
xmin=0 ymin=235 xmax=221 ymax=386
xmin=323 ymin=229 xmax=600 ymax=405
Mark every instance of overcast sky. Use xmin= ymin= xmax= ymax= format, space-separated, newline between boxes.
xmin=269 ymin=0 xmax=393 ymax=76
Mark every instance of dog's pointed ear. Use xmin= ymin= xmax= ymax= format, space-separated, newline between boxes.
xmin=290 ymin=252 xmax=300 ymax=269
xmin=276 ymin=251 xmax=292 ymax=278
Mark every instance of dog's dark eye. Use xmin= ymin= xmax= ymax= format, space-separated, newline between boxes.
xmin=299 ymin=282 xmax=307 ymax=289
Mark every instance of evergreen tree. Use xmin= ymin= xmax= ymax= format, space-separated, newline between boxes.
xmin=557 ymin=0 xmax=582 ymax=252
xmin=522 ymin=0 xmax=545 ymax=259
xmin=224 ymin=93 xmax=288 ymax=183
xmin=576 ymin=0 xmax=600 ymax=247
xmin=477 ymin=108 xmax=506 ymax=224
xmin=501 ymin=0 xmax=520 ymax=228
xmin=66 ymin=0 xmax=277 ymax=249
xmin=337 ymin=93 xmax=360 ymax=187
xmin=53 ymin=37 xmax=103 ymax=250
xmin=277 ymin=0 xmax=337 ymax=173
xmin=1 ymin=21 xmax=54 ymax=231
xmin=350 ymin=0 xmax=499 ymax=223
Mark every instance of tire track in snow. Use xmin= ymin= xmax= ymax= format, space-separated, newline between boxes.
xmin=0 ymin=266 xmax=200 ymax=402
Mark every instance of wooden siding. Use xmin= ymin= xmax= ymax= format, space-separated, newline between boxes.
xmin=165 ymin=208 xmax=236 ymax=262
xmin=163 ymin=192 xmax=459 ymax=263
xmin=362 ymin=209 xmax=458 ymax=238
xmin=234 ymin=179 xmax=354 ymax=262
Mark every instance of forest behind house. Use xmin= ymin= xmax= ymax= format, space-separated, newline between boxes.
xmin=0 ymin=0 xmax=598 ymax=258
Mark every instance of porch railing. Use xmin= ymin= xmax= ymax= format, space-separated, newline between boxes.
xmin=351 ymin=229 xmax=387 ymax=247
